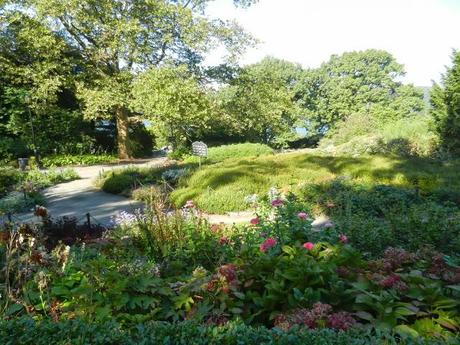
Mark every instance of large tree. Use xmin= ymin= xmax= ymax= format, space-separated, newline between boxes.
xmin=132 ymin=66 xmax=213 ymax=148
xmin=298 ymin=49 xmax=424 ymax=134
xmin=217 ymin=57 xmax=303 ymax=146
xmin=430 ymin=51 xmax=460 ymax=153
xmin=7 ymin=0 xmax=255 ymax=158
xmin=0 ymin=10 xmax=84 ymax=160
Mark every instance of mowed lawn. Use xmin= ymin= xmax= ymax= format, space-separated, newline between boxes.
xmin=170 ymin=152 xmax=460 ymax=213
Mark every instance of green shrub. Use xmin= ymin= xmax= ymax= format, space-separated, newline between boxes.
xmin=99 ymin=173 xmax=136 ymax=194
xmin=301 ymin=180 xmax=460 ymax=256
xmin=1 ymin=319 xmax=454 ymax=345
xmin=41 ymin=154 xmax=117 ymax=167
xmin=319 ymin=114 xmax=438 ymax=157
xmin=0 ymin=167 xmax=21 ymax=197
xmin=184 ymin=143 xmax=274 ymax=164
xmin=0 ymin=168 xmax=78 ymax=213
xmin=97 ymin=166 xmax=172 ymax=194
xmin=0 ymin=191 xmax=44 ymax=214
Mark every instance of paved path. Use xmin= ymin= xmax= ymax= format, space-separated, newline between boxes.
xmin=13 ymin=157 xmax=168 ymax=226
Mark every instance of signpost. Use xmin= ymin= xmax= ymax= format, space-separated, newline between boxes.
xmin=192 ymin=141 xmax=208 ymax=167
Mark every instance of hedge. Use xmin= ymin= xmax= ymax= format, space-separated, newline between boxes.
xmin=0 ymin=319 xmax=457 ymax=345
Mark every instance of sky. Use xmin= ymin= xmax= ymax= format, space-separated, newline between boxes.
xmin=205 ymin=0 xmax=460 ymax=86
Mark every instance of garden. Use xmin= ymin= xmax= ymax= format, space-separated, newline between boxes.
xmin=1 ymin=0 xmax=460 ymax=343
xmin=1 ymin=186 xmax=459 ymax=344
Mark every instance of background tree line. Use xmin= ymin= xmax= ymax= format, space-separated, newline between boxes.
xmin=1 ymin=0 xmax=459 ymax=161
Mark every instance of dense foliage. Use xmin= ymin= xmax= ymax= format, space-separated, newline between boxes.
xmin=1 ymin=193 xmax=459 ymax=342
xmin=1 ymin=318 xmax=456 ymax=345
xmin=430 ymin=51 xmax=460 ymax=154
xmin=0 ymin=168 xmax=78 ymax=214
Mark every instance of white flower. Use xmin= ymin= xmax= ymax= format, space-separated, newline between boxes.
xmin=244 ymin=194 xmax=258 ymax=204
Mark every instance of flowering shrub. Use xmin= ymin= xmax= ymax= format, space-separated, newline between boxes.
xmin=1 ymin=190 xmax=459 ymax=341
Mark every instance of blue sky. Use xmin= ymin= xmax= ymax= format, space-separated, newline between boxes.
xmin=206 ymin=0 xmax=460 ymax=86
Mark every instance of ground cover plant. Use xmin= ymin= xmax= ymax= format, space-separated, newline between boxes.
xmin=1 ymin=191 xmax=458 ymax=343
xmin=95 ymin=163 xmax=178 ymax=195
xmin=41 ymin=154 xmax=118 ymax=168
xmin=170 ymin=152 xmax=460 ymax=213
xmin=0 ymin=168 xmax=79 ymax=214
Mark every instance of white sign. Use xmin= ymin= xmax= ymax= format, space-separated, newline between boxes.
xmin=192 ymin=141 xmax=208 ymax=157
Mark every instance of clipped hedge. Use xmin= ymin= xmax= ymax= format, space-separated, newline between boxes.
xmin=1 ymin=319 xmax=457 ymax=345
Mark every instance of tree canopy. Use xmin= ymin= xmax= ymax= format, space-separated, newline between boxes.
xmin=430 ymin=51 xmax=460 ymax=153
xmin=2 ymin=0 xmax=256 ymax=158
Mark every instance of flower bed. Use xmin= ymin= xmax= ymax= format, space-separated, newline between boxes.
xmin=0 ymin=189 xmax=459 ymax=342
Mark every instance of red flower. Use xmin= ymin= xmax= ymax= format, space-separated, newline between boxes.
xmin=303 ymin=242 xmax=314 ymax=251
xmin=260 ymin=237 xmax=277 ymax=252
xmin=250 ymin=217 xmax=260 ymax=225
xmin=339 ymin=234 xmax=348 ymax=244
xmin=326 ymin=312 xmax=356 ymax=330
xmin=219 ymin=236 xmax=229 ymax=245
xmin=297 ymin=212 xmax=308 ymax=220
xmin=271 ymin=199 xmax=283 ymax=207
xmin=219 ymin=264 xmax=237 ymax=282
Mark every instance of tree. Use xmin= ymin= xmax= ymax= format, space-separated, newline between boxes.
xmin=9 ymin=0 xmax=255 ymax=158
xmin=430 ymin=51 xmax=460 ymax=153
xmin=131 ymin=66 xmax=213 ymax=148
xmin=217 ymin=57 xmax=303 ymax=146
xmin=0 ymin=10 xmax=84 ymax=159
xmin=297 ymin=50 xmax=424 ymax=134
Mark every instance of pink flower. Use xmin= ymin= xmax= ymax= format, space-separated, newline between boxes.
xmin=297 ymin=212 xmax=308 ymax=220
xmin=339 ymin=234 xmax=348 ymax=244
xmin=219 ymin=236 xmax=229 ymax=245
xmin=259 ymin=237 xmax=277 ymax=252
xmin=303 ymin=242 xmax=314 ymax=251
xmin=271 ymin=199 xmax=284 ymax=207
xmin=184 ymin=200 xmax=194 ymax=208
xmin=250 ymin=217 xmax=260 ymax=225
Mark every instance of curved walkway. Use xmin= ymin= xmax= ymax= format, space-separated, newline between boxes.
xmin=13 ymin=157 xmax=168 ymax=226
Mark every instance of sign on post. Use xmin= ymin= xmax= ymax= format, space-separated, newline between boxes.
xmin=192 ymin=141 xmax=207 ymax=167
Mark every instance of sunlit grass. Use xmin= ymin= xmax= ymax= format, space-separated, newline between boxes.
xmin=170 ymin=152 xmax=460 ymax=213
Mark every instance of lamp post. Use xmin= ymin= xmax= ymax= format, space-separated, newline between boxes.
xmin=25 ymin=95 xmax=43 ymax=169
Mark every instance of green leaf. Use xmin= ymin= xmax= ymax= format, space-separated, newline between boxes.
xmin=394 ymin=325 xmax=419 ymax=338
xmin=233 ymin=291 xmax=245 ymax=300
xmin=355 ymin=311 xmax=374 ymax=321
xmin=281 ymin=245 xmax=296 ymax=256
xmin=5 ymin=303 xmax=23 ymax=316
xmin=230 ymin=307 xmax=243 ymax=314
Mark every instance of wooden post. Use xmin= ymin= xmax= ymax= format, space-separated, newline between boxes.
xmin=86 ymin=213 xmax=91 ymax=229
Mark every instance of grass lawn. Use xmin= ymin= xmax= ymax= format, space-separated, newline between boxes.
xmin=170 ymin=151 xmax=460 ymax=213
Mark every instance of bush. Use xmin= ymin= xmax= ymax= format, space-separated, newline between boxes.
xmin=319 ymin=114 xmax=438 ymax=157
xmin=99 ymin=173 xmax=137 ymax=194
xmin=0 ymin=167 xmax=21 ymax=197
xmin=1 ymin=319 xmax=455 ymax=345
xmin=184 ymin=143 xmax=274 ymax=164
xmin=0 ymin=169 xmax=78 ymax=214
xmin=0 ymin=191 xmax=44 ymax=214
xmin=97 ymin=165 xmax=172 ymax=195
xmin=301 ymin=180 xmax=460 ymax=256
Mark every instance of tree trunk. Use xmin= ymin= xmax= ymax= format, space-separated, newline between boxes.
xmin=116 ymin=106 xmax=131 ymax=160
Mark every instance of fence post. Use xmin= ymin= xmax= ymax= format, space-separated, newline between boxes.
xmin=7 ymin=212 xmax=12 ymax=222
xmin=86 ymin=213 xmax=91 ymax=229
